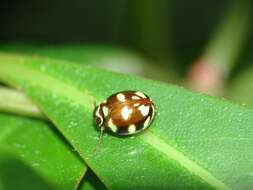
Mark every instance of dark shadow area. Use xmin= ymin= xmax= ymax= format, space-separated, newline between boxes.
xmin=78 ymin=168 xmax=108 ymax=190
xmin=0 ymin=155 xmax=56 ymax=190
xmin=0 ymin=0 xmax=117 ymax=43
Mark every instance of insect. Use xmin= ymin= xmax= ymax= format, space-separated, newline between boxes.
xmin=92 ymin=91 xmax=155 ymax=152
xmin=93 ymin=90 xmax=155 ymax=152
xmin=93 ymin=91 xmax=156 ymax=153
xmin=94 ymin=90 xmax=156 ymax=136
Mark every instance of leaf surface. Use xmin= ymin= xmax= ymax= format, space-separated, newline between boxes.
xmin=0 ymin=53 xmax=253 ymax=190
xmin=0 ymin=113 xmax=86 ymax=190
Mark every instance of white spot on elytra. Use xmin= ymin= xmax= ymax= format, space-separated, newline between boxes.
xmin=138 ymin=105 xmax=150 ymax=116
xmin=102 ymin=106 xmax=109 ymax=117
xmin=128 ymin=124 xmax=136 ymax=133
xmin=135 ymin=92 xmax=146 ymax=98
xmin=121 ymin=106 xmax=133 ymax=120
xmin=117 ymin=93 xmax=126 ymax=102
xmin=134 ymin=103 xmax=140 ymax=107
xmin=144 ymin=116 xmax=151 ymax=128
xmin=108 ymin=119 xmax=117 ymax=132
xmin=132 ymin=96 xmax=141 ymax=100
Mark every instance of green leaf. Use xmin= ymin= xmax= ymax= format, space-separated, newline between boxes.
xmin=0 ymin=53 xmax=253 ymax=189
xmin=0 ymin=113 xmax=86 ymax=190
xmin=0 ymin=43 xmax=178 ymax=83
xmin=0 ymin=87 xmax=44 ymax=118
xmin=0 ymin=43 xmax=146 ymax=67
xmin=0 ymin=87 xmax=107 ymax=190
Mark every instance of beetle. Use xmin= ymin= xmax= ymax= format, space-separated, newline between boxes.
xmin=94 ymin=90 xmax=156 ymax=135
xmin=92 ymin=90 xmax=156 ymax=154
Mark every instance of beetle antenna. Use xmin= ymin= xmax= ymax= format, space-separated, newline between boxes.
xmin=92 ymin=127 xmax=105 ymax=155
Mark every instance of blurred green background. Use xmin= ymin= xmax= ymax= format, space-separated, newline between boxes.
xmin=0 ymin=0 xmax=230 ymax=64
xmin=0 ymin=0 xmax=252 ymax=104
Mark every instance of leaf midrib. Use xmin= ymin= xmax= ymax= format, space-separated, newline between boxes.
xmin=142 ymin=131 xmax=230 ymax=190
xmin=0 ymin=57 xmax=231 ymax=190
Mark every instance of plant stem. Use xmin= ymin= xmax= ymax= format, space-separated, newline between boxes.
xmin=0 ymin=86 xmax=44 ymax=119
xmin=187 ymin=0 xmax=252 ymax=95
xmin=202 ymin=0 xmax=251 ymax=71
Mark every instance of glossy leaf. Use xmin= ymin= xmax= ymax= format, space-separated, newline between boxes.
xmin=0 ymin=113 xmax=86 ymax=190
xmin=0 ymin=53 xmax=253 ymax=190
xmin=0 ymin=87 xmax=107 ymax=190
